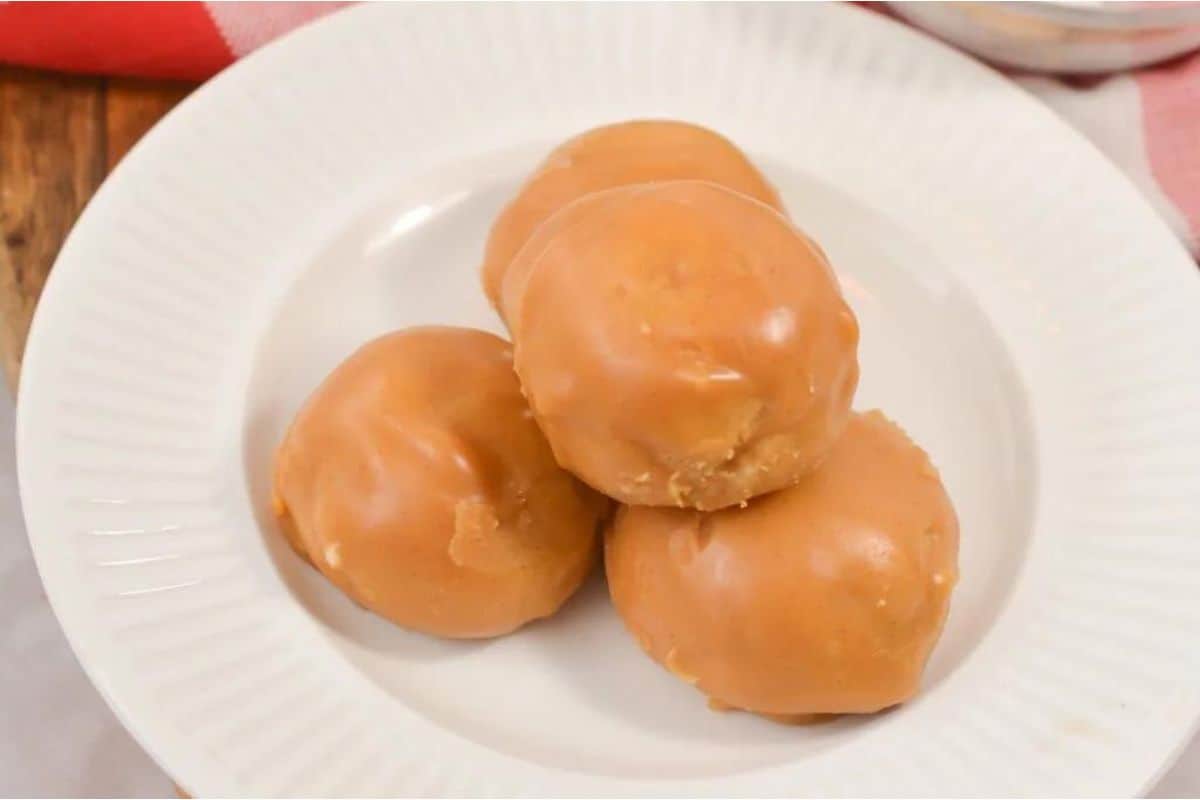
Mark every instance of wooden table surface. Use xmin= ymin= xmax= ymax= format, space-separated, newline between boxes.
xmin=0 ymin=65 xmax=196 ymax=393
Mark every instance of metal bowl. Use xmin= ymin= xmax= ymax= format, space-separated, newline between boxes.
xmin=889 ymin=2 xmax=1200 ymax=73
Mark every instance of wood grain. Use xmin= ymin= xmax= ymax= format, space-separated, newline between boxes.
xmin=0 ymin=67 xmax=105 ymax=391
xmin=0 ymin=66 xmax=194 ymax=391
xmin=105 ymin=77 xmax=193 ymax=170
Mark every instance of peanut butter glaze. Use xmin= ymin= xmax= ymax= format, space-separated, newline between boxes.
xmin=605 ymin=411 xmax=959 ymax=716
xmin=503 ymin=180 xmax=859 ymax=510
xmin=481 ymin=119 xmax=783 ymax=311
xmin=272 ymin=327 xmax=608 ymax=639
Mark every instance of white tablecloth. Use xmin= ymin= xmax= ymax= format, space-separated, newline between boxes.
xmin=1 ymin=382 xmax=1197 ymax=795
xmin=1 ymin=383 xmax=167 ymax=796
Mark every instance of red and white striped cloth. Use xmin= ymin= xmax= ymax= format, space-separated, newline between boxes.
xmin=1 ymin=1 xmax=1196 ymax=256
xmin=1019 ymin=68 xmax=1199 ymax=256
xmin=0 ymin=2 xmax=348 ymax=81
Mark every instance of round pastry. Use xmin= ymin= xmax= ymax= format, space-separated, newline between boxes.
xmin=605 ymin=411 xmax=959 ymax=717
xmin=503 ymin=180 xmax=859 ymax=510
xmin=481 ymin=119 xmax=783 ymax=311
xmin=272 ymin=326 xmax=608 ymax=639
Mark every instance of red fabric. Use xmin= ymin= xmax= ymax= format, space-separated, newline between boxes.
xmin=0 ymin=2 xmax=232 ymax=81
xmin=1139 ymin=52 xmax=1200 ymax=252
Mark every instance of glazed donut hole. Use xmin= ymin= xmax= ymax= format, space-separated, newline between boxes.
xmin=502 ymin=180 xmax=859 ymax=511
xmin=272 ymin=326 xmax=608 ymax=639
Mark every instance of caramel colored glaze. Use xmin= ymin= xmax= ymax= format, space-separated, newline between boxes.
xmin=272 ymin=327 xmax=609 ymax=639
xmin=503 ymin=180 xmax=859 ymax=510
xmin=606 ymin=411 xmax=959 ymax=717
xmin=481 ymin=119 xmax=784 ymax=311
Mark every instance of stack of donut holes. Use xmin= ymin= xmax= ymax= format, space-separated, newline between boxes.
xmin=273 ymin=120 xmax=959 ymax=720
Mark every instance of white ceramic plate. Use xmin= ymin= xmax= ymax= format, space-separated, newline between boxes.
xmin=17 ymin=4 xmax=1200 ymax=796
